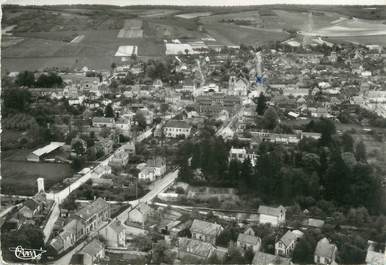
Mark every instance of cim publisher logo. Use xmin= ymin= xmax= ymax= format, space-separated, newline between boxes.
xmin=9 ymin=245 xmax=47 ymax=261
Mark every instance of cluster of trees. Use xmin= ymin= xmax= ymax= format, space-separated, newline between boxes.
xmin=15 ymin=71 xmax=63 ymax=88
xmin=142 ymin=58 xmax=184 ymax=86
xmin=2 ymin=87 xmax=32 ymax=114
xmin=2 ymin=87 xmax=70 ymax=148
xmin=1 ymin=225 xmax=45 ymax=262
xmin=178 ymin=118 xmax=385 ymax=215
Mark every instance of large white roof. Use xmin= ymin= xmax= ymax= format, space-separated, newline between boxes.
xmin=32 ymin=142 xmax=65 ymax=157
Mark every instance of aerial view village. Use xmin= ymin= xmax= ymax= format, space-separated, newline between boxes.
xmin=1 ymin=2 xmax=386 ymax=265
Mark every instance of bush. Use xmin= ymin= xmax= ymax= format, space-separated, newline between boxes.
xmin=175 ymin=187 xmax=185 ymax=194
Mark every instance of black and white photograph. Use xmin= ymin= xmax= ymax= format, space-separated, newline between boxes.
xmin=1 ymin=0 xmax=386 ymax=264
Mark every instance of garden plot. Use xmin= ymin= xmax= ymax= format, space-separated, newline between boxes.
xmin=165 ymin=43 xmax=194 ymax=55
xmin=117 ymin=29 xmax=143 ymax=38
xmin=117 ymin=19 xmax=144 ymax=38
xmin=115 ymin=45 xmax=138 ymax=56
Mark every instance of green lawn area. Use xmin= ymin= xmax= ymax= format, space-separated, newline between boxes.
xmin=1 ymin=161 xmax=73 ymax=196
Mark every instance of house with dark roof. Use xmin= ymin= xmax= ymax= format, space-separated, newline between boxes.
xmin=75 ymin=198 xmax=110 ymax=234
xmin=18 ymin=198 xmax=42 ymax=219
xmin=302 ymin=218 xmax=325 ymax=228
xmin=49 ymin=218 xmax=86 ymax=255
xmin=314 ymin=237 xmax=338 ymax=265
xmin=163 ymin=120 xmax=192 ymax=138
xmin=100 ymin=220 xmax=126 ymax=248
xmin=146 ymin=156 xmax=166 ymax=177
xmin=92 ymin=117 xmax=115 ymax=128
xmin=237 ymin=227 xmax=262 ymax=253
xmin=178 ymin=237 xmax=216 ymax=261
xmin=252 ymin=251 xmax=291 ymax=265
xmin=258 ymin=205 xmax=286 ymax=226
xmin=70 ymin=238 xmax=105 ymax=265
xmin=190 ymin=219 xmax=223 ymax=244
xmin=275 ymin=230 xmax=304 ymax=257
xmin=128 ymin=202 xmax=153 ymax=226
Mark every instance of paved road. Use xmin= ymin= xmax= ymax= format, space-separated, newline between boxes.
xmin=216 ymin=107 xmax=243 ymax=137
xmin=50 ymin=169 xmax=179 ymax=265
xmin=46 ymin=128 xmax=154 ymax=204
xmin=43 ymin=203 xmax=60 ymax=243
xmin=116 ymin=169 xmax=179 ymax=223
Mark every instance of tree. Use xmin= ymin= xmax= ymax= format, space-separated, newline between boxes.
xmin=111 ymin=62 xmax=117 ymax=72
xmin=355 ymin=141 xmax=367 ymax=162
xmin=132 ymin=234 xmax=152 ymax=251
xmin=292 ymin=236 xmax=317 ymax=264
xmin=72 ymin=140 xmax=85 ymax=157
xmin=338 ymin=241 xmax=366 ymax=264
xmin=61 ymin=196 xmax=77 ymax=210
xmin=178 ymin=160 xmax=193 ymax=182
xmin=104 ymin=104 xmax=114 ymax=118
xmin=35 ymin=72 xmax=63 ymax=88
xmin=2 ymin=88 xmax=32 ymax=113
xmin=151 ymin=240 xmax=174 ymax=264
xmin=15 ymin=71 xmax=35 ymax=87
xmin=341 ymin=132 xmax=354 ymax=152
xmin=2 ymin=225 xmax=45 ymax=262
xmin=244 ymin=247 xmax=255 ymax=263
xmin=317 ymin=118 xmax=336 ymax=146
xmin=262 ymin=107 xmax=278 ymax=130
xmin=224 ymin=246 xmax=246 ymax=264
xmin=256 ymin=92 xmax=267 ymax=115
xmin=100 ymin=127 xmax=111 ymax=138
xmin=216 ymin=226 xmax=239 ymax=248
xmin=135 ymin=111 xmax=147 ymax=130
xmin=240 ymin=158 xmax=253 ymax=191
xmin=160 ymin=103 xmax=169 ymax=115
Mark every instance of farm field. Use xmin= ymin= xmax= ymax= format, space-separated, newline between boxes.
xmin=326 ymin=35 xmax=386 ymax=46
xmin=204 ymin=22 xmax=289 ymax=46
xmin=2 ymin=38 xmax=66 ymax=57
xmin=3 ymin=5 xmax=386 ymax=72
xmin=115 ymin=45 xmax=138 ymax=56
xmin=1 ymin=160 xmax=73 ymax=196
xmin=117 ymin=29 xmax=143 ymax=38
xmin=176 ymin=12 xmax=212 ymax=19
xmin=140 ymin=9 xmax=179 ymax=17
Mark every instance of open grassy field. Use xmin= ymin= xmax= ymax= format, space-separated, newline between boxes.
xmin=204 ymin=22 xmax=289 ymax=46
xmin=1 ymin=160 xmax=73 ymax=196
xmin=2 ymin=5 xmax=386 ymax=71
xmin=326 ymin=35 xmax=386 ymax=47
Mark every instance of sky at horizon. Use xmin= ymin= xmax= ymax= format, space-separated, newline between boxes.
xmin=2 ymin=0 xmax=386 ymax=6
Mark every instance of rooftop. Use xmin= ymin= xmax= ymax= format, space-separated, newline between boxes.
xmin=79 ymin=238 xmax=104 ymax=257
xmin=32 ymin=142 xmax=65 ymax=157
xmin=252 ymin=251 xmax=291 ymax=265
xmin=237 ymin=233 xmax=261 ymax=246
xmin=164 ymin=119 xmax=191 ymax=129
xmin=314 ymin=237 xmax=337 ymax=259
xmin=109 ymin=220 xmax=125 ymax=234
xmin=92 ymin=117 xmax=115 ymax=123
xmin=75 ymin=198 xmax=109 ymax=221
xmin=147 ymin=157 xmax=166 ymax=168
xmin=279 ymin=230 xmax=303 ymax=247
xmin=258 ymin=205 xmax=286 ymax=217
xmin=178 ymin=237 xmax=215 ymax=258
xmin=190 ymin=219 xmax=223 ymax=236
